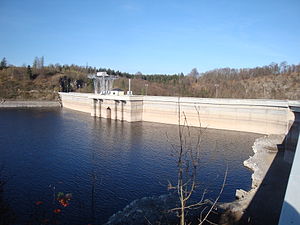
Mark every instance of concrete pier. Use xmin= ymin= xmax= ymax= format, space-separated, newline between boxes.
xmin=88 ymin=94 xmax=144 ymax=122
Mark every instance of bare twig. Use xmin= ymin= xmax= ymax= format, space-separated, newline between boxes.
xmin=198 ymin=166 xmax=228 ymax=225
xmin=144 ymin=216 xmax=153 ymax=225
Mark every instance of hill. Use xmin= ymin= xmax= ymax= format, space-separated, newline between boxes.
xmin=0 ymin=59 xmax=299 ymax=100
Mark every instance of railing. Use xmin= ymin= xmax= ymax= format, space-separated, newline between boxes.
xmin=278 ymin=106 xmax=300 ymax=225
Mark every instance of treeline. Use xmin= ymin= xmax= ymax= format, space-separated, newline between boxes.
xmin=2 ymin=56 xmax=299 ymax=80
xmin=115 ymin=62 xmax=300 ymax=99
xmin=0 ymin=56 xmax=300 ymax=100
xmin=201 ymin=62 xmax=300 ymax=82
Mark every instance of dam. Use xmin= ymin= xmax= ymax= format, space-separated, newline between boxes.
xmin=59 ymin=92 xmax=299 ymax=135
xmin=59 ymin=91 xmax=300 ymax=224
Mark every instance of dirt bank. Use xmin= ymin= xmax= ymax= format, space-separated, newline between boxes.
xmin=0 ymin=100 xmax=61 ymax=108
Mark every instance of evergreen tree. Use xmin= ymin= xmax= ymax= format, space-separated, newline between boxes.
xmin=27 ymin=65 xmax=33 ymax=79
xmin=0 ymin=57 xmax=7 ymax=70
xmin=188 ymin=68 xmax=199 ymax=77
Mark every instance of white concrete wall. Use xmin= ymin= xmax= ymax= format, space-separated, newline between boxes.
xmin=59 ymin=93 xmax=91 ymax=113
xmin=142 ymin=96 xmax=294 ymax=135
xmin=59 ymin=92 xmax=298 ymax=135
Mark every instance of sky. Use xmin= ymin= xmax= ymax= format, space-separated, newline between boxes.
xmin=0 ymin=0 xmax=299 ymax=74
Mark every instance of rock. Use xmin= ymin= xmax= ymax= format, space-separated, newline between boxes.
xmin=104 ymin=194 xmax=179 ymax=225
xmin=236 ymin=189 xmax=247 ymax=199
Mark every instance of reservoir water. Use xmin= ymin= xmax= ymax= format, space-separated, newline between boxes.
xmin=0 ymin=108 xmax=261 ymax=224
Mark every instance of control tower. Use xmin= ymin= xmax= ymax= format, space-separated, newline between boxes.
xmin=88 ymin=72 xmax=118 ymax=94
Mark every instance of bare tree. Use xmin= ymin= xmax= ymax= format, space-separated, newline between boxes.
xmin=33 ymin=57 xmax=39 ymax=68
xmin=40 ymin=56 xmax=44 ymax=68
xmin=168 ymin=99 xmax=227 ymax=225
xmin=188 ymin=68 xmax=200 ymax=78
xmin=32 ymin=56 xmax=44 ymax=69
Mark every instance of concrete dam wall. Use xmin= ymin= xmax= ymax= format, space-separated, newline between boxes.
xmin=59 ymin=92 xmax=299 ymax=135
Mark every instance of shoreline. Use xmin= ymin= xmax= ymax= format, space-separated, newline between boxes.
xmin=219 ymin=134 xmax=287 ymax=224
xmin=0 ymin=100 xmax=61 ymax=108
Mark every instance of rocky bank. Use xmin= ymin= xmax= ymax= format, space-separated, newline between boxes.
xmin=0 ymin=100 xmax=61 ymax=108
xmin=219 ymin=134 xmax=286 ymax=224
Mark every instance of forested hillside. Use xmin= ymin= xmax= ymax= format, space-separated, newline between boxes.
xmin=1 ymin=57 xmax=299 ymax=100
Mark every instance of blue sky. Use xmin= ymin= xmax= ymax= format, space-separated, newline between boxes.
xmin=1 ymin=0 xmax=299 ymax=74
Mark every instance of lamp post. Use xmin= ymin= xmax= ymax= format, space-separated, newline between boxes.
xmin=145 ymin=83 xmax=149 ymax=96
xmin=214 ymin=84 xmax=219 ymax=98
xmin=127 ymin=79 xmax=132 ymax=95
xmin=263 ymin=84 xmax=266 ymax=98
